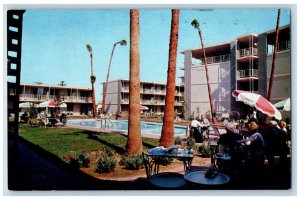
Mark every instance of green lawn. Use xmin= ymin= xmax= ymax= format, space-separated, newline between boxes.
xmin=18 ymin=124 xmax=159 ymax=159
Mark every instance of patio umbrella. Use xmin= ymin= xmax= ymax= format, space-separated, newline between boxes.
xmin=19 ymin=102 xmax=39 ymax=108
xmin=273 ymin=98 xmax=290 ymax=111
xmin=39 ymin=100 xmax=67 ymax=108
xmin=232 ymin=90 xmax=282 ymax=120
xmin=140 ymin=105 xmax=149 ymax=110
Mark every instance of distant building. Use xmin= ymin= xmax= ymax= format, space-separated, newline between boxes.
xmin=102 ymin=79 xmax=184 ymax=115
xmin=19 ymin=83 xmax=93 ymax=115
xmin=182 ymin=25 xmax=291 ymax=120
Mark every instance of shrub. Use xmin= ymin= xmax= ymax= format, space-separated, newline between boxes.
xmin=174 ymin=136 xmax=182 ymax=145
xmin=63 ymin=155 xmax=80 ymax=169
xmin=76 ymin=152 xmax=90 ymax=168
xmin=95 ymin=148 xmax=117 ymax=173
xmin=156 ymin=157 xmax=173 ymax=166
xmin=186 ymin=137 xmax=196 ymax=149
xmin=119 ymin=154 xmax=144 ymax=170
xmin=199 ymin=145 xmax=211 ymax=157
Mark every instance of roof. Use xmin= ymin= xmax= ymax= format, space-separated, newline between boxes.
xmin=20 ymin=83 xmax=92 ymax=91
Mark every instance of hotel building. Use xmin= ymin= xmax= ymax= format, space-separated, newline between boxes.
xmin=19 ymin=83 xmax=93 ymax=115
xmin=102 ymin=79 xmax=184 ymax=115
xmin=181 ymin=25 xmax=291 ymax=119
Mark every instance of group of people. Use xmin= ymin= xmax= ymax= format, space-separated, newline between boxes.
xmin=189 ymin=115 xmax=210 ymax=143
xmin=216 ymin=118 xmax=290 ymax=185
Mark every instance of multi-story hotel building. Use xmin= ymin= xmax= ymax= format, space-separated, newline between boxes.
xmin=102 ymin=79 xmax=184 ymax=115
xmin=19 ymin=83 xmax=93 ymax=115
xmin=182 ymin=25 xmax=291 ymax=120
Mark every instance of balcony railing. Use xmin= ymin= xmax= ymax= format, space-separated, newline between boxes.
xmin=237 ymin=69 xmax=258 ymax=79
xmin=236 ymin=47 xmax=258 ymax=58
xmin=199 ymin=54 xmax=231 ymax=65
xmin=268 ymin=41 xmax=290 ymax=54
xmin=193 ymin=54 xmax=230 ymax=66
xmin=19 ymin=94 xmax=92 ymax=103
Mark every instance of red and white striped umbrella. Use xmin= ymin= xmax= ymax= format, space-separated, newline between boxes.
xmin=232 ymin=90 xmax=282 ymax=120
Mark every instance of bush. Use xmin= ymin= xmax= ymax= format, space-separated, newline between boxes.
xmin=156 ymin=157 xmax=173 ymax=166
xmin=186 ymin=137 xmax=196 ymax=149
xmin=63 ymin=155 xmax=80 ymax=169
xmin=95 ymin=148 xmax=117 ymax=173
xmin=199 ymin=145 xmax=211 ymax=157
xmin=119 ymin=154 xmax=144 ymax=170
xmin=174 ymin=136 xmax=182 ymax=145
xmin=76 ymin=152 xmax=90 ymax=168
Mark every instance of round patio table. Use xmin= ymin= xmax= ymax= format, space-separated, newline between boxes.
xmin=184 ymin=170 xmax=230 ymax=186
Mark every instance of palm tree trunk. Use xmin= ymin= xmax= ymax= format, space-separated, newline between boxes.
xmin=197 ymin=26 xmax=216 ymax=124
xmin=264 ymin=9 xmax=281 ymax=124
xmin=126 ymin=9 xmax=143 ymax=155
xmin=160 ymin=9 xmax=180 ymax=147
xmin=90 ymin=53 xmax=97 ymax=118
xmin=102 ymin=43 xmax=117 ymax=114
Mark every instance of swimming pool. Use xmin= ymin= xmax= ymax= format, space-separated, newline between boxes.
xmin=67 ymin=119 xmax=187 ymax=136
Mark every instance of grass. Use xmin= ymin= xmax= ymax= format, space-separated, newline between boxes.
xmin=18 ymin=124 xmax=159 ymax=159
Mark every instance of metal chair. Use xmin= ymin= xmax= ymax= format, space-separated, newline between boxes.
xmin=142 ymin=152 xmax=186 ymax=189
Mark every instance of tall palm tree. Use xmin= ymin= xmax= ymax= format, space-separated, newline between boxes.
xmin=102 ymin=40 xmax=127 ymax=114
xmin=126 ymin=9 xmax=143 ymax=155
xmin=160 ymin=9 xmax=180 ymax=147
xmin=191 ymin=19 xmax=216 ymax=124
xmin=264 ymin=9 xmax=281 ymax=124
xmin=86 ymin=44 xmax=97 ymax=118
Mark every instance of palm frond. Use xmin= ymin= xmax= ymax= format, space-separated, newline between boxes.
xmin=86 ymin=44 xmax=93 ymax=53
xmin=191 ymin=19 xmax=200 ymax=29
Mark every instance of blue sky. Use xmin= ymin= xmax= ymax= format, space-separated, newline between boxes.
xmin=20 ymin=9 xmax=290 ymax=100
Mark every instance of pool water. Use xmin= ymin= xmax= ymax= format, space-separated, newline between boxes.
xmin=67 ymin=119 xmax=187 ymax=135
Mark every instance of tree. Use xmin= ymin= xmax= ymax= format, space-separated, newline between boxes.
xmin=191 ymin=19 xmax=216 ymax=124
xmin=86 ymin=44 xmax=98 ymax=118
xmin=102 ymin=40 xmax=127 ymax=114
xmin=59 ymin=81 xmax=66 ymax=86
xmin=264 ymin=9 xmax=281 ymax=124
xmin=160 ymin=9 xmax=180 ymax=147
xmin=126 ymin=9 xmax=143 ymax=155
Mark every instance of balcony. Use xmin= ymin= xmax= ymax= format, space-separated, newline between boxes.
xmin=268 ymin=41 xmax=290 ymax=54
xmin=236 ymin=47 xmax=258 ymax=58
xmin=121 ymin=87 xmax=129 ymax=92
xmin=200 ymin=54 xmax=231 ymax=65
xmin=121 ymin=99 xmax=129 ymax=104
xmin=237 ymin=69 xmax=258 ymax=79
xmin=19 ymin=94 xmax=92 ymax=103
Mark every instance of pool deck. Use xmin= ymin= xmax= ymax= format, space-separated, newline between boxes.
xmin=66 ymin=124 xmax=177 ymax=139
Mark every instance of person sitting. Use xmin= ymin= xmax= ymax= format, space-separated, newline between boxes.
xmin=243 ymin=121 xmax=265 ymax=186
xmin=264 ymin=120 xmax=288 ymax=168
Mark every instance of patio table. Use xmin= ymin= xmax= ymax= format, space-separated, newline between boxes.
xmin=142 ymin=147 xmax=194 ymax=188
xmin=184 ymin=170 xmax=230 ymax=186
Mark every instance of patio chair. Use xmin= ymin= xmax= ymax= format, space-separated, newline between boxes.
xmin=41 ymin=118 xmax=50 ymax=129
xmin=207 ymin=126 xmax=221 ymax=143
xmin=142 ymin=152 xmax=186 ymax=189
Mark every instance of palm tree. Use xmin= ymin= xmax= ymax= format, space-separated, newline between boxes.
xmin=86 ymin=44 xmax=97 ymax=118
xmin=126 ymin=9 xmax=143 ymax=155
xmin=102 ymin=40 xmax=127 ymax=114
xmin=191 ymin=19 xmax=216 ymax=124
xmin=160 ymin=9 xmax=180 ymax=147
xmin=264 ymin=9 xmax=281 ymax=124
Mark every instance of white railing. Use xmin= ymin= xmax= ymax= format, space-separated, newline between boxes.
xmin=237 ymin=69 xmax=258 ymax=78
xmin=20 ymin=94 xmax=92 ymax=103
xmin=193 ymin=54 xmax=230 ymax=66
xmin=121 ymin=87 xmax=129 ymax=92
xmin=268 ymin=41 xmax=290 ymax=54
xmin=236 ymin=47 xmax=258 ymax=58
xmin=199 ymin=54 xmax=231 ymax=65
xmin=121 ymin=99 xmax=129 ymax=104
